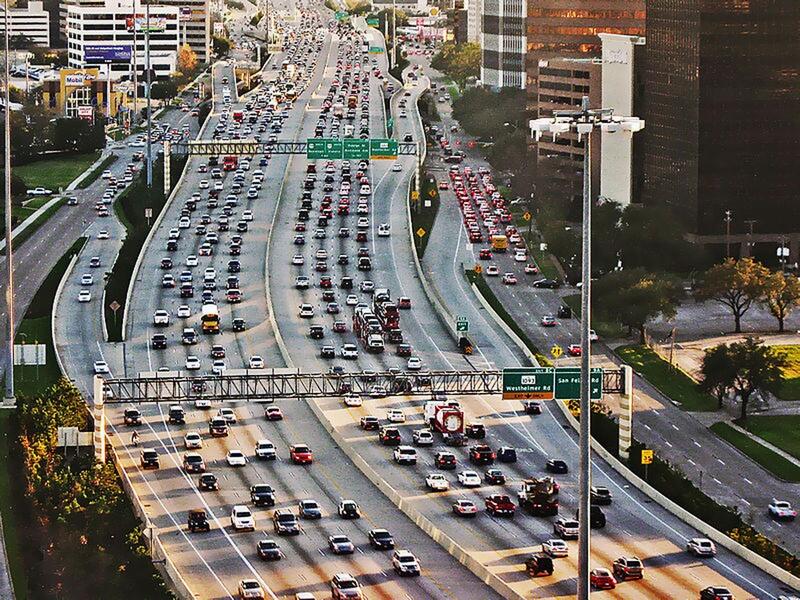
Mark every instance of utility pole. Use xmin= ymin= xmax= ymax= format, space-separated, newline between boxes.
xmin=724 ymin=210 xmax=732 ymax=258
xmin=744 ymin=219 xmax=757 ymax=256
xmin=145 ymin=0 xmax=153 ymax=187
xmin=132 ymin=0 xmax=138 ymax=128
xmin=391 ymin=0 xmax=396 ymax=69
xmin=3 ymin=0 xmax=14 ymax=403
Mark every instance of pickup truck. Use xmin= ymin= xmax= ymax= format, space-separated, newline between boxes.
xmin=485 ymin=494 xmax=516 ymax=517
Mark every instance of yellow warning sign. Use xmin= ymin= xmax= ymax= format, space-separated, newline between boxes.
xmin=411 ymin=190 xmax=420 ymax=200
xmin=550 ymin=345 xmax=563 ymax=358
xmin=641 ymin=449 xmax=654 ymax=465
xmin=523 ymin=211 xmax=531 ymax=221
xmin=474 ymin=264 xmax=482 ymax=273
xmin=416 ymin=227 xmax=427 ymax=238
xmin=428 ymin=188 xmax=437 ymax=198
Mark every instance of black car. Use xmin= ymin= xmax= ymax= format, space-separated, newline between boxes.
xmin=360 ymin=416 xmax=379 ymax=430
xmin=443 ymin=432 xmax=468 ymax=447
xmin=166 ymin=240 xmax=178 ymax=251
xmin=523 ymin=400 xmax=542 ymax=415
xmin=498 ymin=447 xmax=517 ymax=463
xmin=180 ymin=283 xmax=194 ymax=298
xmin=368 ymin=528 xmax=395 ymax=550
xmin=340 ymin=276 xmax=353 ymax=289
xmin=168 ymin=405 xmax=186 ymax=425
xmin=320 ymin=345 xmax=336 ymax=359
xmin=338 ymin=500 xmax=360 ymax=519
xmin=557 ymin=304 xmax=572 ymax=319
xmin=198 ymin=473 xmax=219 ymax=491
xmin=485 ymin=468 xmax=506 ymax=485
xmin=160 ymin=258 xmax=173 ymax=269
xmin=250 ymin=484 xmax=276 ymax=507
xmin=576 ymin=506 xmax=606 ymax=529
xmin=151 ymin=334 xmax=168 ymax=349
xmin=256 ymin=539 xmax=282 ymax=561
xmin=546 ymin=459 xmax=569 ymax=474
xmin=465 ymin=423 xmax=485 ymax=439
xmin=124 ymin=408 xmax=142 ymax=426
xmin=232 ymin=318 xmax=246 ymax=332
xmin=309 ymin=325 xmax=324 ymax=339
xmin=525 ymin=553 xmax=554 ymax=577
xmin=591 ymin=486 xmax=613 ymax=506
xmin=187 ymin=509 xmax=210 ymax=533
xmin=379 ymin=427 xmax=401 ymax=446
xmin=434 ymin=451 xmax=457 ymax=470
xmin=469 ymin=444 xmax=496 ymax=465
xmin=227 ymin=260 xmax=241 ymax=273
xmin=700 ymin=587 xmax=734 ymax=600
xmin=140 ymin=449 xmax=159 ymax=469
xmin=532 ymin=278 xmax=561 ymax=289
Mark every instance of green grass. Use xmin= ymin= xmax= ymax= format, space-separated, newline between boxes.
xmin=465 ymin=269 xmax=550 ymax=365
xmin=410 ymin=174 xmax=440 ymax=258
xmin=773 ymin=345 xmax=800 ymax=400
xmin=710 ymin=422 xmax=800 ymax=482
xmin=22 ymin=196 xmax=52 ymax=210
xmin=12 ymin=152 xmax=100 ymax=192
xmin=77 ymin=153 xmax=118 ymax=190
xmin=737 ymin=415 xmax=800 ymax=462
xmin=617 ymin=344 xmax=717 ymax=411
xmin=561 ymin=293 xmax=627 ymax=339
xmin=0 ymin=412 xmax=27 ymax=600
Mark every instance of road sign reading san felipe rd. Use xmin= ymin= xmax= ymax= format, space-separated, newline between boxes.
xmin=502 ymin=367 xmax=603 ymax=400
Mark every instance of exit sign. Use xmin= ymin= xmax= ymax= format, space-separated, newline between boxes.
xmin=502 ymin=367 xmax=603 ymax=400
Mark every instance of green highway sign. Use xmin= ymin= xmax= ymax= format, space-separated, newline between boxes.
xmin=307 ymin=138 xmax=342 ymax=160
xmin=368 ymin=46 xmax=384 ymax=54
xmin=370 ymin=138 xmax=398 ymax=159
xmin=502 ymin=367 xmax=603 ymax=400
xmin=343 ymin=138 xmax=370 ymax=160
xmin=387 ymin=117 xmax=394 ymax=131
xmin=456 ymin=317 xmax=469 ymax=332
xmin=366 ymin=17 xmax=379 ymax=27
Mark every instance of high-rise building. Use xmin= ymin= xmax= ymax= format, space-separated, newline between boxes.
xmin=466 ymin=0 xmax=481 ymax=43
xmin=481 ymin=0 xmax=526 ymax=89
xmin=158 ymin=0 xmax=210 ymax=63
xmin=640 ymin=0 xmax=800 ymax=237
xmin=453 ymin=8 xmax=468 ymax=44
xmin=0 ymin=1 xmax=51 ymax=46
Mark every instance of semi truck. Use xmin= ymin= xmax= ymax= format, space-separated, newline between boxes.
xmin=423 ymin=399 xmax=464 ymax=434
xmin=518 ymin=477 xmax=559 ymax=516
xmin=353 ymin=307 xmax=385 ymax=353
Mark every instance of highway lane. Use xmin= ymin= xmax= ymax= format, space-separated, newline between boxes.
xmin=415 ymin=56 xmax=800 ymax=556
xmin=81 ymin=8 xmax=500 ymax=600
xmin=265 ymin=46 xmax=794 ymax=600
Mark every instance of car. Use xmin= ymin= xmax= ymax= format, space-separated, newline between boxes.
xmin=254 ymin=438 xmax=277 ymax=460
xmin=327 ymin=534 xmax=355 ymax=555
xmin=485 ymin=494 xmax=516 ymax=516
xmin=412 ymin=429 xmax=434 ymax=446
xmin=186 ymin=255 xmax=198 ymax=267
xmin=458 ymin=470 xmax=482 ymax=487
xmin=78 ymin=289 xmax=91 ymax=302
xmin=546 ymin=459 xmax=569 ymax=474
xmin=434 ymin=451 xmax=457 ymax=470
xmin=525 ymin=263 xmax=539 ymax=274
xmin=89 ymin=256 xmax=101 ymax=267
xmin=320 ymin=345 xmax=336 ymax=359
xmin=334 ymin=498 xmax=360 ymax=521
xmin=183 ymin=453 xmax=206 ymax=473
xmin=333 ymin=320 xmax=347 ymax=332
xmin=533 ymin=278 xmax=561 ymax=289
xmin=567 ymin=343 xmax=582 ymax=356
xmin=590 ymin=568 xmax=616 ymax=590
xmin=613 ymin=556 xmax=644 ymax=580
xmin=299 ymin=303 xmax=314 ymax=318
xmin=342 ymin=393 xmax=362 ymax=407
xmin=386 ymin=408 xmax=406 ymax=423
xmin=502 ymin=272 xmax=517 ymax=285
xmin=211 ymin=359 xmax=226 ymax=375
xmin=686 ymin=537 xmax=717 ymax=557
xmin=123 ymin=407 xmax=142 ymax=425
xmin=769 ymin=499 xmax=797 ymax=521
xmin=469 ymin=444 xmax=496 ymax=465
xmin=479 ymin=248 xmax=493 ymax=260
xmin=591 ymin=486 xmax=613 ymax=505
xmin=525 ymin=553 xmax=554 ymax=577
xmin=465 ymin=422 xmax=486 ymax=439
xmin=298 ymin=499 xmax=322 ymax=519
xmin=330 ymin=573 xmax=362 ymax=600
xmin=250 ymin=483 xmax=276 ymax=506
xmin=248 ymin=355 xmax=265 ymax=369
xmin=542 ymin=539 xmax=569 ymax=557
xmin=27 ymin=186 xmax=52 ymax=196
xmin=406 ymin=356 xmax=422 ymax=371
xmin=198 ymin=473 xmax=219 ymax=491
xmin=93 ymin=360 xmax=110 ymax=374
xmin=498 ymin=447 xmax=517 ymax=463
xmin=426 ymin=473 xmax=449 ymax=491
xmin=482 ymin=468 xmax=505 ymax=485
xmin=256 ymin=539 xmax=282 ymax=561
xmin=97 ymin=230 xmax=110 ymax=239
xmin=360 ymin=415 xmax=379 ymax=430
xmin=217 ymin=406 xmax=235 ymax=423
xmin=265 ymin=406 xmax=283 ymax=421
xmin=292 ymin=254 xmax=305 ymax=265
xmin=140 ymin=449 xmax=159 ymax=468
xmin=238 ymin=579 xmax=265 ymax=600
xmin=392 ymin=163 xmax=402 ymax=172
xmin=80 ymin=273 xmax=94 ymax=286
xmin=226 ymin=449 xmax=246 ymax=466
xmin=272 ymin=509 xmax=300 ymax=536
xmin=183 ymin=431 xmax=203 ymax=449
xmin=392 ymin=550 xmax=421 ymax=576
xmin=151 ymin=334 xmax=167 ymax=349
xmin=377 ymin=223 xmax=390 ymax=236
xmin=541 ymin=315 xmax=558 ymax=327
xmin=393 ymin=446 xmax=417 ymax=465
xmin=523 ymin=400 xmax=542 ymax=415
xmin=290 ymin=444 xmax=313 ymax=464
xmin=553 ymin=517 xmax=579 ymax=539
xmin=486 ymin=265 xmax=499 ymax=276
xmin=185 ymin=355 xmax=201 ymax=371
xmin=187 ymin=508 xmax=210 ymax=533
xmin=700 ymin=586 xmax=735 ymax=600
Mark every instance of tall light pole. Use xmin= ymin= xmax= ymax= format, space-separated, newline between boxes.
xmin=145 ymin=0 xmax=152 ymax=187
xmin=724 ymin=210 xmax=732 ymax=258
xmin=3 ymin=0 xmax=14 ymax=403
xmin=531 ymin=98 xmax=643 ymax=600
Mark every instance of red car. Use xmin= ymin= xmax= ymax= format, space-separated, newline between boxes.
xmin=397 ymin=296 xmax=412 ymax=309
xmin=479 ymin=249 xmax=492 ymax=260
xmin=568 ymin=344 xmax=582 ymax=357
xmin=332 ymin=320 xmax=347 ymax=333
xmin=319 ymin=276 xmax=333 ymax=288
xmin=289 ymin=444 xmax=313 ymax=464
xmin=590 ymin=568 xmax=616 ymax=590
xmin=265 ymin=406 xmax=283 ymax=421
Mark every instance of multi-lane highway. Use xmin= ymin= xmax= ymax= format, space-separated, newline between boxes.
xmin=50 ymin=1 xmax=799 ymax=599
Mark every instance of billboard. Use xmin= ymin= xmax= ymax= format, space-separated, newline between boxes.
xmin=179 ymin=7 xmax=192 ymax=21
xmin=85 ymin=44 xmax=133 ymax=62
xmin=77 ymin=106 xmax=94 ymax=122
xmin=126 ymin=15 xmax=167 ymax=32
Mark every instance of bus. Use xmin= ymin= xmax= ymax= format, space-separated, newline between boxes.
xmin=201 ymin=304 xmax=220 ymax=333
xmin=490 ymin=234 xmax=509 ymax=252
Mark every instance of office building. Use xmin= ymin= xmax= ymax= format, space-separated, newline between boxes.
xmin=453 ymin=8 xmax=467 ymax=44
xmin=0 ymin=1 xmax=51 ymax=46
xmin=159 ymin=0 xmax=210 ymax=62
xmin=640 ymin=0 xmax=800 ymax=238
xmin=466 ymin=0 xmax=481 ymax=43
xmin=66 ymin=0 xmax=180 ymax=80
xmin=59 ymin=0 xmax=105 ymax=44
xmin=481 ymin=0 xmax=525 ymax=89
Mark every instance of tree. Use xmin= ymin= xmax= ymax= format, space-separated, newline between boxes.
xmin=762 ymin=272 xmax=800 ymax=332
xmin=431 ymin=42 xmax=480 ymax=85
xmin=51 ymin=118 xmax=105 ymax=154
xmin=150 ymin=79 xmax=179 ymax=102
xmin=728 ymin=338 xmax=787 ymax=420
xmin=213 ymin=35 xmax=231 ymax=57
xmin=699 ymin=344 xmax=736 ymax=409
xmin=593 ymin=268 xmax=684 ymax=343
xmin=695 ymin=258 xmax=770 ymax=333
xmin=177 ymin=44 xmax=198 ymax=75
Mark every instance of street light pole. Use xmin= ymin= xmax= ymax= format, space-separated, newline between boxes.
xmin=145 ymin=0 xmax=153 ymax=187
xmin=531 ymin=98 xmax=644 ymax=600
xmin=3 ymin=0 xmax=15 ymax=403
xmin=724 ymin=210 xmax=732 ymax=258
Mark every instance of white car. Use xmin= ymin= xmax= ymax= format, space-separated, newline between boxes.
xmin=341 ymin=344 xmax=359 ymax=359
xmin=199 ymin=179 xmax=209 ymax=189
xmin=589 ymin=329 xmax=599 ymax=341
xmin=345 ymin=294 xmax=359 ymax=306
xmin=249 ymin=355 xmax=265 ymax=369
xmin=97 ymin=230 xmax=110 ymax=239
xmin=686 ymin=537 xmax=717 ymax=557
xmin=412 ymin=429 xmax=434 ymax=446
xmin=80 ymin=273 xmax=93 ymax=285
xmin=78 ymin=289 xmax=91 ymax=303
xmin=230 ymin=505 xmax=255 ymax=531
xmin=377 ymin=223 xmax=391 ymax=237
xmin=393 ymin=445 xmax=417 ymax=465
xmin=212 ymin=359 xmax=226 ymax=375
xmin=255 ymin=439 xmax=277 ymax=459
xmin=486 ymin=265 xmax=500 ymax=276
xmin=93 ymin=360 xmax=110 ymax=374
xmin=292 ymin=254 xmax=305 ymax=265
xmin=186 ymin=255 xmax=198 ymax=267
xmin=238 ymin=580 xmax=264 ymax=600
xmin=769 ymin=499 xmax=798 ymax=520
xmin=218 ymin=407 xmax=236 ymax=423
xmin=344 ymin=393 xmax=362 ymax=407
xmin=299 ymin=304 xmax=314 ymax=318
xmin=386 ymin=409 xmax=406 ymax=423
xmin=514 ymin=251 xmax=527 ymax=262
xmin=392 ymin=163 xmax=402 ymax=172
xmin=185 ymin=355 xmax=201 ymax=370
xmin=184 ymin=431 xmax=203 ymax=449
xmin=542 ymin=539 xmax=569 ymax=557
xmin=27 ymin=186 xmax=52 ymax=196
xmin=457 ymin=470 xmax=481 ymax=487
xmin=242 ymin=210 xmax=254 ymax=221
xmin=176 ymin=305 xmax=191 ymax=318
xmin=406 ymin=356 xmax=422 ymax=371
xmin=153 ymin=309 xmax=170 ymax=326
xmin=426 ymin=473 xmax=449 ymax=491
xmin=194 ymin=398 xmax=211 ymax=409
xmin=227 ymin=449 xmax=247 ymax=466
